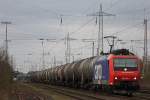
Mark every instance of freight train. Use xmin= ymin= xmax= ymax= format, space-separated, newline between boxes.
xmin=27 ymin=49 xmax=143 ymax=96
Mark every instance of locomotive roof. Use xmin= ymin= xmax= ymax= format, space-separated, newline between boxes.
xmin=102 ymin=49 xmax=135 ymax=56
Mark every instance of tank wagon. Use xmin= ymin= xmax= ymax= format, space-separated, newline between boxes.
xmin=27 ymin=49 xmax=142 ymax=95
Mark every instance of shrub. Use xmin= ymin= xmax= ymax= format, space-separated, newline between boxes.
xmin=0 ymin=48 xmax=13 ymax=99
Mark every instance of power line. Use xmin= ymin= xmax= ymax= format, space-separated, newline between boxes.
xmin=81 ymin=1 xmax=100 ymax=14
xmin=117 ymin=7 xmax=150 ymax=15
xmin=111 ymin=21 xmax=143 ymax=36
xmin=69 ymin=17 xmax=96 ymax=35
xmin=105 ymin=0 xmax=122 ymax=11
xmin=82 ymin=39 xmax=95 ymax=56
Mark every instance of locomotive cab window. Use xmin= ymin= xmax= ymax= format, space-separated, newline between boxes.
xmin=114 ymin=58 xmax=138 ymax=71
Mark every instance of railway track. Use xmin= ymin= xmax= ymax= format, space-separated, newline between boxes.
xmin=48 ymin=87 xmax=109 ymax=100
xmin=37 ymin=85 xmax=105 ymax=100
xmin=110 ymin=89 xmax=150 ymax=100
xmin=134 ymin=89 xmax=150 ymax=100
xmin=31 ymin=83 xmax=132 ymax=100
xmin=16 ymin=92 xmax=45 ymax=100
xmin=139 ymin=89 xmax=150 ymax=94
xmin=12 ymin=82 xmax=53 ymax=100
xmin=26 ymin=83 xmax=150 ymax=100
xmin=134 ymin=93 xmax=150 ymax=100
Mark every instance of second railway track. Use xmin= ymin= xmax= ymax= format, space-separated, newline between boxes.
xmin=44 ymin=86 xmax=105 ymax=100
xmin=30 ymin=83 xmax=134 ymax=100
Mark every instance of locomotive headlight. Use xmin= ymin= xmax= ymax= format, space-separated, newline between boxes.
xmin=134 ymin=77 xmax=137 ymax=80
xmin=115 ymin=77 xmax=118 ymax=80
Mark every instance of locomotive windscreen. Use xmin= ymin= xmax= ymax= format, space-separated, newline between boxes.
xmin=114 ymin=58 xmax=138 ymax=71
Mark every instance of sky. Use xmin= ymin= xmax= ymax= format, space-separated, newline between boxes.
xmin=0 ymin=0 xmax=150 ymax=73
